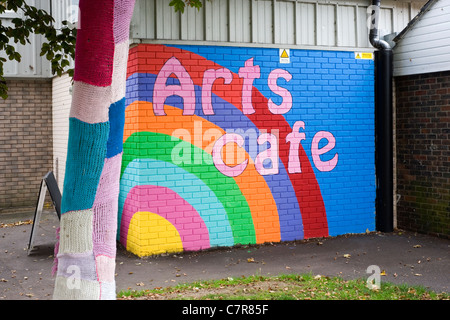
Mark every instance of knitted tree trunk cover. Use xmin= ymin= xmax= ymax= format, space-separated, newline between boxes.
xmin=52 ymin=0 xmax=135 ymax=300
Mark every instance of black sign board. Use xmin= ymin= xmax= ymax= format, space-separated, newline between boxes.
xmin=27 ymin=171 xmax=61 ymax=255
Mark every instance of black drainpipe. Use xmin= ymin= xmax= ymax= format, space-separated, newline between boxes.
xmin=369 ymin=0 xmax=394 ymax=232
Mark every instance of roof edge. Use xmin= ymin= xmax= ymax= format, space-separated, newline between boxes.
xmin=393 ymin=0 xmax=440 ymax=43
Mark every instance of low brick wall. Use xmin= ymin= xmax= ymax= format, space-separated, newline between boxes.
xmin=0 ymin=78 xmax=53 ymax=212
xmin=395 ymin=71 xmax=450 ymax=238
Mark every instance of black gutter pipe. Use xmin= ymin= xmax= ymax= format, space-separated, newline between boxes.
xmin=369 ymin=0 xmax=394 ymax=233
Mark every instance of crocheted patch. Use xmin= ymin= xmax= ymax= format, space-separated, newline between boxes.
xmin=99 ymin=281 xmax=116 ymax=300
xmin=73 ymin=0 xmax=115 ymax=87
xmin=55 ymin=252 xmax=97 ymax=282
xmin=106 ymin=98 xmax=126 ymax=158
xmin=61 ymin=118 xmax=109 ymax=213
xmin=53 ymin=276 xmax=100 ymax=300
xmin=114 ymin=0 xmax=136 ymax=44
xmin=110 ymin=41 xmax=130 ymax=103
xmin=96 ymin=255 xmax=116 ymax=283
xmin=93 ymin=154 xmax=122 ymax=205
xmin=70 ymin=81 xmax=111 ymax=124
xmin=58 ymin=209 xmax=93 ymax=254
xmin=93 ymin=202 xmax=118 ymax=257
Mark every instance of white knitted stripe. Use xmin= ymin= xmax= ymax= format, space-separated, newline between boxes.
xmin=100 ymin=281 xmax=116 ymax=300
xmin=96 ymin=255 xmax=116 ymax=283
xmin=69 ymin=40 xmax=129 ymax=124
xmin=53 ymin=276 xmax=100 ymax=300
xmin=110 ymin=40 xmax=130 ymax=104
xmin=69 ymin=81 xmax=111 ymax=124
xmin=58 ymin=209 xmax=94 ymax=254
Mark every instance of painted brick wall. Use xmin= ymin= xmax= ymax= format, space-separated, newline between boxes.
xmin=120 ymin=44 xmax=376 ymax=257
xmin=0 ymin=79 xmax=53 ymax=211
xmin=395 ymin=71 xmax=450 ymax=238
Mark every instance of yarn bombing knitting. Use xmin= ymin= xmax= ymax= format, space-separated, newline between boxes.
xmin=52 ymin=0 xmax=136 ymax=300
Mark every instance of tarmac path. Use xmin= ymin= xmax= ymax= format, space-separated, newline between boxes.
xmin=1 ymin=210 xmax=448 ymax=300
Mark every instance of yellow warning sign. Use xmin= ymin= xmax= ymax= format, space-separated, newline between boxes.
xmin=279 ymin=48 xmax=290 ymax=64
xmin=355 ymin=52 xmax=374 ymax=60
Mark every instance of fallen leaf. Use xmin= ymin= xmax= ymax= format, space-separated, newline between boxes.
xmin=413 ymin=245 xmax=422 ymax=248
xmin=247 ymin=258 xmax=255 ymax=263
xmin=136 ymin=282 xmax=144 ymax=286
xmin=380 ymin=270 xmax=387 ymax=276
xmin=343 ymin=254 xmax=351 ymax=259
xmin=414 ymin=273 xmax=422 ymax=277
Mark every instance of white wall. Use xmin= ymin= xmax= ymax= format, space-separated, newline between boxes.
xmin=394 ymin=0 xmax=450 ymax=76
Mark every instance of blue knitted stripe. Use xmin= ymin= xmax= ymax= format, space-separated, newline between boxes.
xmin=61 ymin=118 xmax=110 ymax=214
xmin=106 ymin=97 xmax=126 ymax=159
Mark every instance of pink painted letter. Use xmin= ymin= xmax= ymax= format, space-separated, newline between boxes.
xmin=153 ymin=57 xmax=195 ymax=116
xmin=212 ymin=134 xmax=248 ymax=177
xmin=255 ymin=133 xmax=279 ymax=176
xmin=238 ymin=58 xmax=260 ymax=115
xmin=311 ymin=131 xmax=338 ymax=172
xmin=202 ymin=68 xmax=233 ymax=115
xmin=267 ymin=69 xmax=293 ymax=114
xmin=286 ymin=121 xmax=306 ymax=173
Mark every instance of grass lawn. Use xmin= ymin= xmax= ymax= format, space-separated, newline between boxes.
xmin=117 ymin=273 xmax=449 ymax=300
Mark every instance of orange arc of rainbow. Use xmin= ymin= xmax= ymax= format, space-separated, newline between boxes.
xmin=124 ymin=100 xmax=281 ymax=244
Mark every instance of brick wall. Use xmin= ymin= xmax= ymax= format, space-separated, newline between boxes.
xmin=120 ymin=44 xmax=376 ymax=257
xmin=0 ymin=79 xmax=53 ymax=212
xmin=395 ymin=71 xmax=450 ymax=238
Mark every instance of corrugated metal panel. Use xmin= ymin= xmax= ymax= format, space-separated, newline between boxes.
xmin=393 ymin=0 xmax=450 ymax=76
xmin=131 ymin=0 xmax=427 ymax=51
xmin=253 ymin=0 xmax=274 ymax=43
xmin=275 ymin=0 xmax=295 ymax=44
xmin=229 ymin=0 xmax=252 ymax=43
xmin=296 ymin=2 xmax=316 ymax=45
xmin=338 ymin=5 xmax=357 ymax=47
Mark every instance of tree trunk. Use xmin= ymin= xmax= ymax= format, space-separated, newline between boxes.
xmin=52 ymin=0 xmax=135 ymax=300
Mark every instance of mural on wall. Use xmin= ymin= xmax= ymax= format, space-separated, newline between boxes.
xmin=120 ymin=44 xmax=376 ymax=257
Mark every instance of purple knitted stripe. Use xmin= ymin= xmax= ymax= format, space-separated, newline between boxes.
xmin=114 ymin=0 xmax=136 ymax=44
xmin=56 ymin=252 xmax=97 ymax=282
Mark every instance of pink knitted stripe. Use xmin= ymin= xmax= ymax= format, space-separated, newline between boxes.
xmin=93 ymin=154 xmax=122 ymax=206
xmin=93 ymin=154 xmax=122 ymax=257
xmin=73 ymin=0 xmax=115 ymax=87
xmin=114 ymin=0 xmax=136 ymax=44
